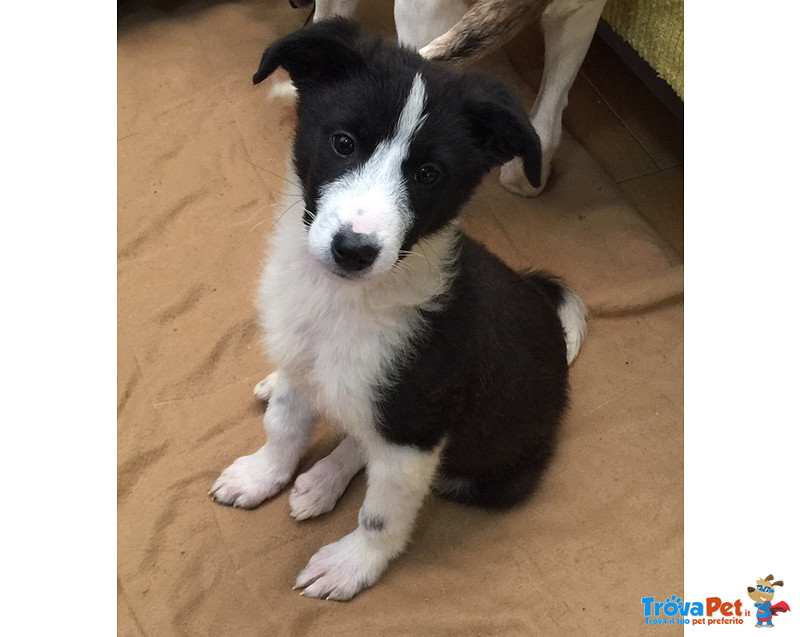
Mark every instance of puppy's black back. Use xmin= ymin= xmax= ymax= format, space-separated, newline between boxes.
xmin=376 ymin=236 xmax=569 ymax=508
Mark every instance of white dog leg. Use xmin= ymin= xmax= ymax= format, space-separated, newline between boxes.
xmin=312 ymin=0 xmax=361 ymax=21
xmin=210 ymin=373 xmax=318 ymax=509
xmin=289 ymin=435 xmax=365 ymax=521
xmin=294 ymin=441 xmax=442 ymax=600
xmin=500 ymin=0 xmax=607 ymax=196
xmin=395 ymin=0 xmax=468 ymax=51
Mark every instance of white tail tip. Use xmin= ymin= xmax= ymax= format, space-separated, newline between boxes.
xmin=558 ymin=288 xmax=588 ymax=365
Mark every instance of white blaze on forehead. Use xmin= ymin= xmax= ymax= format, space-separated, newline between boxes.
xmin=345 ymin=71 xmax=428 ymax=215
xmin=392 ymin=72 xmax=428 ymax=153
xmin=309 ymin=74 xmax=429 ymax=277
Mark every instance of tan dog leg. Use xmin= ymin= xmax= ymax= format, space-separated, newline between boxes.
xmin=500 ymin=0 xmax=607 ymax=196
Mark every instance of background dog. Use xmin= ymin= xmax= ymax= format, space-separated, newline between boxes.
xmin=289 ymin=0 xmax=608 ymax=197
xmin=209 ymin=18 xmax=586 ymax=601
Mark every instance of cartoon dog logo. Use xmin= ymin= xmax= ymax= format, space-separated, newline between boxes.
xmin=747 ymin=574 xmax=791 ymax=627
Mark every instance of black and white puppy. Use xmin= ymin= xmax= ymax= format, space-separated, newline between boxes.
xmin=210 ymin=18 xmax=587 ymax=601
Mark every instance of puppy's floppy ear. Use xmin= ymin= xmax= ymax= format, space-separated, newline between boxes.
xmin=462 ymin=75 xmax=542 ymax=189
xmin=253 ymin=17 xmax=366 ymax=88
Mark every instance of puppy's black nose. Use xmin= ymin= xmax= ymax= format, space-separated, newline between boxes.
xmin=331 ymin=229 xmax=380 ymax=272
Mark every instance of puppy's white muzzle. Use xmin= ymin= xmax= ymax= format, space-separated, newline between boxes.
xmin=308 ymin=185 xmax=409 ymax=280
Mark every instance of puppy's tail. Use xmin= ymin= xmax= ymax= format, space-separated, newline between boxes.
xmin=525 ymin=272 xmax=587 ymax=365
xmin=559 ymin=287 xmax=588 ymax=365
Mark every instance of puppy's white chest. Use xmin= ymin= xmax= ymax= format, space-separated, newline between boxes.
xmin=257 ymin=222 xmax=417 ymax=435
xmin=255 ymin=198 xmax=456 ymax=437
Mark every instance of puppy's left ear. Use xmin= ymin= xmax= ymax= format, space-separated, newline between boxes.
xmin=253 ymin=17 xmax=366 ymax=89
xmin=463 ymin=75 xmax=542 ymax=189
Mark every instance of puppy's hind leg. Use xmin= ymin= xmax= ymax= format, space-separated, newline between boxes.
xmin=500 ymin=0 xmax=607 ymax=196
xmin=210 ymin=372 xmax=318 ymax=509
xmin=290 ymin=435 xmax=365 ymax=521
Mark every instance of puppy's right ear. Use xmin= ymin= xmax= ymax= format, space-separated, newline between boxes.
xmin=253 ymin=18 xmax=367 ymax=89
xmin=461 ymin=73 xmax=542 ymax=189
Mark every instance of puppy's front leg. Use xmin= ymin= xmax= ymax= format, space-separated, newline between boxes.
xmin=295 ymin=440 xmax=443 ymax=601
xmin=210 ymin=372 xmax=318 ymax=509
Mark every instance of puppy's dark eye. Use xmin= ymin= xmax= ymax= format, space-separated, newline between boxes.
xmin=331 ymin=133 xmax=355 ymax=157
xmin=415 ymin=164 xmax=441 ymax=185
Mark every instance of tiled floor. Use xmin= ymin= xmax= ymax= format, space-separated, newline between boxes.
xmin=506 ymin=27 xmax=684 ymax=257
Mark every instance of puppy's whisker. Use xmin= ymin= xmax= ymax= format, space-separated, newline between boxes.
xmin=402 ymin=247 xmax=445 ymax=288
xmin=240 ymin=156 xmax=303 ymax=189
xmin=391 ymin=261 xmax=415 ymax=286
xmin=245 ymin=201 xmax=281 ymax=224
xmin=247 ymin=195 xmax=304 ymax=230
xmin=259 ymin=197 xmax=305 ymax=231
xmin=303 ymin=208 xmax=318 ymax=227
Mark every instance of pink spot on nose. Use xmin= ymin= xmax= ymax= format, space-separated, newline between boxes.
xmin=351 ymin=211 xmax=376 ymax=235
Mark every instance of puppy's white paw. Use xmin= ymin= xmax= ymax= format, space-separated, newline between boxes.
xmin=499 ymin=157 xmax=548 ymax=198
xmin=209 ymin=448 xmax=290 ymax=509
xmin=289 ymin=464 xmax=345 ymax=521
xmin=294 ymin=532 xmax=388 ymax=601
xmin=254 ymin=372 xmax=279 ymax=402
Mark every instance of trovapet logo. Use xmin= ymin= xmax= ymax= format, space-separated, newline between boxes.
xmin=641 ymin=573 xmax=791 ymax=628
xmin=641 ymin=595 xmax=746 ymax=626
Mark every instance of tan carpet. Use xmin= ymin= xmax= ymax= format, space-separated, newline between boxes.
xmin=118 ymin=1 xmax=684 ymax=634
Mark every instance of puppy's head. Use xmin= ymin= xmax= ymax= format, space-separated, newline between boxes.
xmin=254 ymin=18 xmax=541 ymax=280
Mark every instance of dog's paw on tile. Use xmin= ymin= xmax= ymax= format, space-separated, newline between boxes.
xmin=499 ymin=156 xmax=548 ymax=197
